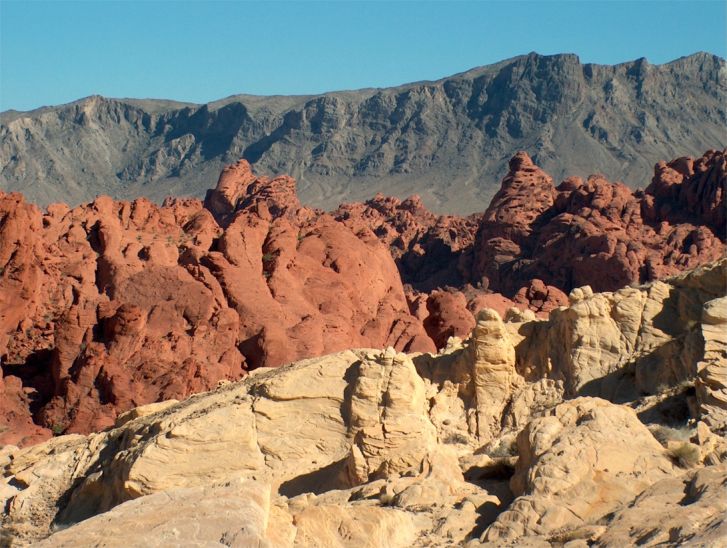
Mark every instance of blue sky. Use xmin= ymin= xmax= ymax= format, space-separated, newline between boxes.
xmin=1 ymin=0 xmax=725 ymax=112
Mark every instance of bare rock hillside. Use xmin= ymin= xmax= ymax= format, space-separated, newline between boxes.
xmin=1 ymin=52 xmax=725 ymax=212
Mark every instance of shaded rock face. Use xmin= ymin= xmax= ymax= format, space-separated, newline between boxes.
xmin=2 ymin=260 xmax=726 ymax=547
xmin=514 ymin=260 xmax=727 ymax=402
xmin=485 ymin=398 xmax=675 ymax=542
xmin=334 ymin=194 xmax=482 ymax=292
xmin=595 ymin=464 xmax=727 ymax=547
xmin=421 ymin=290 xmax=477 ymax=349
xmin=2 ymin=53 xmax=725 ymax=214
xmin=338 ymin=149 xmax=724 ymax=314
xmin=0 ymin=161 xmax=433 ymax=445
xmin=696 ymin=297 xmax=727 ymax=431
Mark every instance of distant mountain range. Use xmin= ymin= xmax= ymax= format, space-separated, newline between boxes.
xmin=1 ymin=52 xmax=725 ymax=212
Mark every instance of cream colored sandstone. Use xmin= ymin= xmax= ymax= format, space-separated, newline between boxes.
xmin=2 ymin=260 xmax=726 ymax=547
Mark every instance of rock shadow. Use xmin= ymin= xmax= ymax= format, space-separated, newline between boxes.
xmin=278 ymin=457 xmax=349 ymax=498
xmin=636 ymin=390 xmax=694 ymax=426
xmin=339 ymin=359 xmax=361 ymax=427
xmin=463 ymin=460 xmax=515 ymax=539
xmin=2 ymin=349 xmax=54 ymax=417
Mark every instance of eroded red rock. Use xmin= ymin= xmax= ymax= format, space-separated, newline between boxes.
xmin=512 ymin=280 xmax=569 ymax=315
xmin=334 ymin=194 xmax=481 ymax=291
xmin=1 ymin=149 xmax=724 ymax=446
xmin=422 ymin=290 xmax=476 ymax=348
xmin=0 ymin=165 xmax=434 ymax=445
xmin=471 ymin=150 xmax=726 ymax=293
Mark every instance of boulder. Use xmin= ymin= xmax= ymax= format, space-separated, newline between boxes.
xmin=483 ymin=398 xmax=674 ymax=543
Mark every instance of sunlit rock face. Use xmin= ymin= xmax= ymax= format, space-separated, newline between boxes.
xmin=0 ymin=149 xmax=723 ymax=447
xmin=2 ymin=259 xmax=726 ymax=547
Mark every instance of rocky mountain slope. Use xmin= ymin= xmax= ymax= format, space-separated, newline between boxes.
xmin=2 ymin=259 xmax=726 ymax=546
xmin=0 ymin=149 xmax=724 ymax=446
xmin=2 ymin=52 xmax=725 ymax=212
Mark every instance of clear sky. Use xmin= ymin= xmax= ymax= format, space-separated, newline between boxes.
xmin=1 ymin=0 xmax=725 ymax=112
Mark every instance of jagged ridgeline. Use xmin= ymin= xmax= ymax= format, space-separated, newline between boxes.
xmin=1 ymin=52 xmax=725 ymax=212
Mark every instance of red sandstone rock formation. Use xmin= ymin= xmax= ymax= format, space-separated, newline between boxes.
xmin=0 ymin=162 xmax=433 ymax=445
xmin=512 ymin=280 xmax=569 ymax=315
xmin=644 ymin=151 xmax=726 ymax=233
xmin=1 ymin=150 xmax=724 ymax=446
xmin=421 ymin=290 xmax=476 ymax=348
xmin=472 ymin=149 xmax=726 ymax=294
xmin=334 ymin=194 xmax=481 ymax=291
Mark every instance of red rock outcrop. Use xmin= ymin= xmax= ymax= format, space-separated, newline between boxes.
xmin=512 ymin=280 xmax=569 ymax=315
xmin=0 ymin=161 xmax=434 ymax=446
xmin=421 ymin=290 xmax=476 ymax=348
xmin=472 ymin=149 xmax=726 ymax=294
xmin=202 ymin=159 xmax=258 ymax=223
xmin=1 ymin=150 xmax=724 ymax=447
xmin=334 ymin=194 xmax=481 ymax=291
xmin=644 ymin=151 xmax=726 ymax=233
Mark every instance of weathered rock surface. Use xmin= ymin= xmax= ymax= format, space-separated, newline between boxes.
xmin=696 ymin=296 xmax=727 ymax=432
xmin=472 ymin=149 xmax=726 ymax=294
xmin=470 ymin=309 xmax=520 ymax=442
xmin=595 ymin=464 xmax=727 ymax=547
xmin=422 ymin=290 xmax=477 ymax=348
xmin=346 ymin=348 xmax=437 ymax=485
xmin=2 ymin=53 xmax=725 ymax=214
xmin=1 ymin=149 xmax=725 ymax=447
xmin=334 ymin=193 xmax=481 ymax=292
xmin=484 ymin=397 xmax=675 ymax=542
xmin=1 ymin=259 xmax=725 ymax=546
xmin=0 ymin=161 xmax=433 ymax=445
xmin=36 ymin=479 xmax=276 ymax=548
xmin=530 ymin=260 xmax=726 ymax=399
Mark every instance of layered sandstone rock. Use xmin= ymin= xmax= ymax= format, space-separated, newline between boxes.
xmin=596 ymin=464 xmax=727 ymax=547
xmin=696 ymin=296 xmax=727 ymax=431
xmin=512 ymin=279 xmax=569 ymax=315
xmin=506 ymin=260 xmax=727 ymax=401
xmin=484 ymin=398 xmax=675 ymax=543
xmin=645 ymin=151 xmax=726 ymax=235
xmin=202 ymin=159 xmax=259 ymax=223
xmin=346 ymin=348 xmax=437 ymax=485
xmin=422 ymin=290 xmax=477 ymax=348
xmin=470 ymin=310 xmax=520 ymax=442
xmin=36 ymin=479 xmax=276 ymax=548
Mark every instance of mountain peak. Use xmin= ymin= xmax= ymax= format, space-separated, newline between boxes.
xmin=1 ymin=53 xmax=724 ymax=213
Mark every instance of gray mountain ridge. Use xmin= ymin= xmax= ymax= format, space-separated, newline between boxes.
xmin=1 ymin=51 xmax=725 ymax=213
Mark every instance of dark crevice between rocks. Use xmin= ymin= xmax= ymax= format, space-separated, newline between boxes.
xmin=463 ymin=461 xmax=515 ymax=539
xmin=2 ymin=349 xmax=55 ymax=417
xmin=238 ymin=332 xmax=264 ymax=371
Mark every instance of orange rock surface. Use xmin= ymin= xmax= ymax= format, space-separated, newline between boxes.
xmin=0 ymin=162 xmax=433 ymax=445
xmin=1 ymin=150 xmax=723 ymax=445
